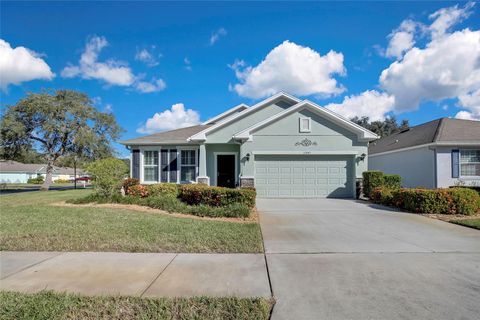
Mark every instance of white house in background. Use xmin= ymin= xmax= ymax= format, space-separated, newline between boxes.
xmin=369 ymin=118 xmax=480 ymax=188
xmin=0 ymin=160 xmax=83 ymax=183
xmin=120 ymin=92 xmax=378 ymax=198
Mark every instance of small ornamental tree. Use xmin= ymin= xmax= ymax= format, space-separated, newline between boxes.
xmin=86 ymin=158 xmax=128 ymax=197
xmin=0 ymin=90 xmax=123 ymax=191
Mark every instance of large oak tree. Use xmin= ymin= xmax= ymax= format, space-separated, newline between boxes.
xmin=1 ymin=90 xmax=123 ymax=190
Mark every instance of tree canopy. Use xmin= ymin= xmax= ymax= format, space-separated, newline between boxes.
xmin=351 ymin=116 xmax=409 ymax=138
xmin=0 ymin=89 xmax=123 ymax=190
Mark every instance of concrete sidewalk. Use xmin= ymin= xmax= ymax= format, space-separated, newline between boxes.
xmin=0 ymin=251 xmax=271 ymax=298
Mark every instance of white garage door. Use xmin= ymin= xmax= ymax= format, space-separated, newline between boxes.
xmin=255 ymin=155 xmax=354 ymax=198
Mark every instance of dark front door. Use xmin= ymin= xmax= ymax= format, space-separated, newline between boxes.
xmin=217 ymin=154 xmax=236 ymax=188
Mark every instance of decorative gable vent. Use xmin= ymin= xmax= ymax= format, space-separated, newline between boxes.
xmin=299 ymin=117 xmax=311 ymax=133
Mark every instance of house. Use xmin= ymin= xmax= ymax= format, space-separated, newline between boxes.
xmin=369 ymin=118 xmax=480 ymax=188
xmin=0 ymin=160 xmax=84 ymax=183
xmin=120 ymin=92 xmax=378 ymax=198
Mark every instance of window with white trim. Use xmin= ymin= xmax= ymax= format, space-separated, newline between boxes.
xmin=460 ymin=149 xmax=480 ymax=176
xmin=299 ymin=117 xmax=311 ymax=133
xmin=181 ymin=149 xmax=197 ymax=183
xmin=143 ymin=151 xmax=159 ymax=182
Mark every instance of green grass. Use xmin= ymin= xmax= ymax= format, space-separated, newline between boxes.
xmin=450 ymin=218 xmax=480 ymax=230
xmin=0 ymin=190 xmax=263 ymax=253
xmin=0 ymin=291 xmax=274 ymax=320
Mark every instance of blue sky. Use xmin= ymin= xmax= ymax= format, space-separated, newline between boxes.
xmin=1 ymin=1 xmax=479 ymax=157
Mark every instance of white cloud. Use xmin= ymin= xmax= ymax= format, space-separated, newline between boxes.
xmin=209 ymin=28 xmax=227 ymax=45
xmin=325 ymin=90 xmax=395 ymax=121
xmin=103 ymin=103 xmax=113 ymax=113
xmin=230 ymin=40 xmax=346 ymax=99
xmin=135 ymin=78 xmax=166 ymax=93
xmin=428 ymin=1 xmax=475 ymax=39
xmin=385 ymin=20 xmax=418 ymax=59
xmin=456 ymin=89 xmax=480 ymax=120
xmin=62 ymin=36 xmax=166 ymax=93
xmin=380 ymin=28 xmax=480 ymax=112
xmin=135 ymin=47 xmax=160 ymax=67
xmin=137 ymin=103 xmax=201 ymax=133
xmin=61 ymin=36 xmax=135 ymax=86
xmin=0 ymin=39 xmax=54 ymax=91
xmin=184 ymin=57 xmax=192 ymax=71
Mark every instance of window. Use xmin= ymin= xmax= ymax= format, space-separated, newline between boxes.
xmin=143 ymin=151 xmax=159 ymax=182
xmin=460 ymin=149 xmax=480 ymax=176
xmin=299 ymin=117 xmax=311 ymax=133
xmin=181 ymin=149 xmax=197 ymax=182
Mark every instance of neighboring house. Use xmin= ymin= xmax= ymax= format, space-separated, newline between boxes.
xmin=0 ymin=160 xmax=84 ymax=183
xmin=369 ymin=118 xmax=480 ymax=188
xmin=120 ymin=92 xmax=378 ymax=198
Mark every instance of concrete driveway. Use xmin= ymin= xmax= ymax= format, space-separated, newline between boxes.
xmin=258 ymin=198 xmax=480 ymax=320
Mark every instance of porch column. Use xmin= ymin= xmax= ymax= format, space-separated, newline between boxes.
xmin=196 ymin=143 xmax=209 ymax=185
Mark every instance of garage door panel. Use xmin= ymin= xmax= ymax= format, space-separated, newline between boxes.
xmin=255 ymin=155 xmax=353 ymax=198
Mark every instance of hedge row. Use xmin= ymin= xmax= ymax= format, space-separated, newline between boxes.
xmin=122 ymin=179 xmax=256 ymax=209
xmin=69 ymin=193 xmax=251 ymax=218
xmin=362 ymin=171 xmax=401 ymax=198
xmin=371 ymin=187 xmax=480 ymax=215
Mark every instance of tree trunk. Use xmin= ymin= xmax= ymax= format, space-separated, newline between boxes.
xmin=40 ymin=162 xmax=54 ymax=191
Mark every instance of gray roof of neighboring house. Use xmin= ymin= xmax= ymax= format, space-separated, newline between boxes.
xmin=119 ymin=124 xmax=211 ymax=145
xmin=0 ymin=160 xmax=83 ymax=175
xmin=369 ymin=118 xmax=480 ymax=155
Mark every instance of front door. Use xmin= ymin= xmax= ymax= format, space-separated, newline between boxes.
xmin=217 ymin=154 xmax=236 ymax=188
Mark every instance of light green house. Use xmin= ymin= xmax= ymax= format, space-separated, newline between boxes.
xmin=120 ymin=92 xmax=378 ymax=198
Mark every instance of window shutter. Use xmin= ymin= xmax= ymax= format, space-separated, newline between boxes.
xmin=161 ymin=149 xmax=169 ymax=182
xmin=169 ymin=149 xmax=178 ymax=183
xmin=452 ymin=149 xmax=459 ymax=178
xmin=132 ymin=150 xmax=140 ymax=179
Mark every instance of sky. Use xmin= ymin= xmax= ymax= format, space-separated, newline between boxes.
xmin=1 ymin=1 xmax=479 ymax=157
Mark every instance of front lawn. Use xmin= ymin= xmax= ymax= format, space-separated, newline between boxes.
xmin=0 ymin=291 xmax=274 ymax=320
xmin=450 ymin=218 xmax=480 ymax=230
xmin=0 ymin=190 xmax=263 ymax=253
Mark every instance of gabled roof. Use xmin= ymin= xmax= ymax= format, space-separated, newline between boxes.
xmin=233 ymin=100 xmax=378 ymax=141
xmin=369 ymin=118 xmax=480 ymax=155
xmin=202 ymin=104 xmax=249 ymax=125
xmin=120 ymin=124 xmax=210 ymax=145
xmin=188 ymin=92 xmax=301 ymax=141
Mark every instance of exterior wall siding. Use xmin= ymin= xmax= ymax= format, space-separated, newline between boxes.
xmin=239 ymin=109 xmax=368 ymax=179
xmin=436 ymin=146 xmax=480 ymax=187
xmin=206 ymin=101 xmax=293 ymax=143
xmin=369 ymin=147 xmax=436 ymax=188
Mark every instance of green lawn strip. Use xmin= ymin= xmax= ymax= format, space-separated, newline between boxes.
xmin=0 ymin=190 xmax=263 ymax=253
xmin=450 ymin=218 xmax=480 ymax=230
xmin=0 ymin=291 xmax=274 ymax=320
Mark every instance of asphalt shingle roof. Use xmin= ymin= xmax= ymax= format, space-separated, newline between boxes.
xmin=119 ymin=124 xmax=211 ymax=145
xmin=369 ymin=118 xmax=480 ymax=155
xmin=0 ymin=160 xmax=83 ymax=175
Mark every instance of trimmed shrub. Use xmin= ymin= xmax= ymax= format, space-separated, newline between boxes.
xmin=69 ymin=193 xmax=251 ymax=218
xmin=449 ymin=188 xmax=480 ymax=215
xmin=178 ymin=184 xmax=256 ymax=208
xmin=370 ymin=187 xmax=394 ymax=206
xmin=371 ymin=187 xmax=480 ymax=215
xmin=127 ymin=184 xmax=149 ymax=198
xmin=383 ymin=174 xmax=401 ymax=189
xmin=122 ymin=178 xmax=139 ymax=194
xmin=147 ymin=183 xmax=179 ymax=197
xmin=363 ymin=171 xmax=384 ymax=198
xmin=86 ymin=158 xmax=128 ymax=197
xmin=27 ymin=176 xmax=44 ymax=184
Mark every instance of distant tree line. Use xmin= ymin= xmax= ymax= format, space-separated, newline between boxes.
xmin=350 ymin=116 xmax=409 ymax=138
